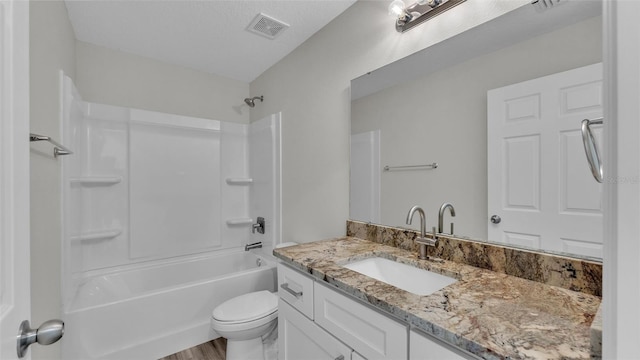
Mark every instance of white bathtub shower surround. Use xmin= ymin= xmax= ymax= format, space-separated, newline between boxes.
xmin=129 ymin=111 xmax=222 ymax=259
xmin=249 ymin=113 xmax=282 ymax=257
xmin=60 ymin=74 xmax=282 ymax=359
xmin=62 ymin=251 xmax=276 ymax=360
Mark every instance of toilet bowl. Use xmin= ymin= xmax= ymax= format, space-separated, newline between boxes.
xmin=211 ymin=290 xmax=278 ymax=360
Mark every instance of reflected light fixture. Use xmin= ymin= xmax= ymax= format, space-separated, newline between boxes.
xmin=388 ymin=0 xmax=466 ymax=33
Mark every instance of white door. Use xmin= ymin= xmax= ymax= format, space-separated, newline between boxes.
xmin=603 ymin=0 xmax=640 ymax=357
xmin=487 ymin=63 xmax=603 ymax=258
xmin=0 ymin=1 xmax=31 ymax=359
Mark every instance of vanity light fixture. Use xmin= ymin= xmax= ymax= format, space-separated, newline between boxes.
xmin=388 ymin=0 xmax=466 ymax=33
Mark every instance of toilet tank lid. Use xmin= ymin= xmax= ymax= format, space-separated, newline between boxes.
xmin=213 ymin=290 xmax=278 ymax=322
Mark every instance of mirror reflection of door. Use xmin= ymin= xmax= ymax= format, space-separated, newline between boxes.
xmin=487 ymin=63 xmax=603 ymax=258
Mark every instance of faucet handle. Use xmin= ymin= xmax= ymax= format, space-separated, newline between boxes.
xmin=432 ymin=226 xmax=438 ymax=242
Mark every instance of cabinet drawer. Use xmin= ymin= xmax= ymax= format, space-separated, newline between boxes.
xmin=314 ymin=282 xmax=407 ymax=360
xmin=278 ymin=263 xmax=314 ymax=319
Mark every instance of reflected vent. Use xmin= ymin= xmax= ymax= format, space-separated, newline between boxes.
xmin=247 ymin=13 xmax=289 ymax=40
xmin=532 ymin=0 xmax=563 ymax=12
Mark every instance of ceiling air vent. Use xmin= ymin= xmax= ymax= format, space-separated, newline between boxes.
xmin=532 ymin=0 xmax=563 ymax=12
xmin=247 ymin=13 xmax=289 ymax=40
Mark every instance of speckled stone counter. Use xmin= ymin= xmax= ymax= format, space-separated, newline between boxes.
xmin=274 ymin=237 xmax=601 ymax=360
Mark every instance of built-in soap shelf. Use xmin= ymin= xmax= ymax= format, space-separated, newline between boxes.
xmin=226 ymin=218 xmax=254 ymax=226
xmin=70 ymin=229 xmax=122 ymax=242
xmin=225 ymin=178 xmax=253 ymax=185
xmin=70 ymin=176 xmax=122 ymax=186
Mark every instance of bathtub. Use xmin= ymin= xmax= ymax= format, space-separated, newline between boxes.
xmin=61 ymin=250 xmax=277 ymax=360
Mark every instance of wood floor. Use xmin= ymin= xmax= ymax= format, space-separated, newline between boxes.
xmin=159 ymin=338 xmax=227 ymax=360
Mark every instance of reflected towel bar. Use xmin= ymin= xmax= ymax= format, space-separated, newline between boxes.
xmin=30 ymin=133 xmax=73 ymax=157
xmin=384 ymin=162 xmax=438 ymax=171
xmin=581 ymin=118 xmax=603 ymax=183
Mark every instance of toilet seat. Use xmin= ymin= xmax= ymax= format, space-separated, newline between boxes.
xmin=211 ymin=310 xmax=278 ymax=332
xmin=211 ymin=290 xmax=278 ymax=332
xmin=213 ymin=290 xmax=278 ymax=322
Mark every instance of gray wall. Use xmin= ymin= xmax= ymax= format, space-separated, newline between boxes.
xmin=29 ymin=1 xmax=76 ymax=359
xmin=249 ymin=0 xmax=529 ymax=244
xmin=351 ymin=16 xmax=602 ymax=239
xmin=75 ymin=41 xmax=250 ymax=123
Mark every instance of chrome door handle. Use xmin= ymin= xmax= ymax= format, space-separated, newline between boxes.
xmin=17 ymin=319 xmax=64 ymax=358
xmin=280 ymin=283 xmax=303 ymax=298
xmin=490 ymin=215 xmax=501 ymax=224
xmin=581 ymin=118 xmax=604 ymax=183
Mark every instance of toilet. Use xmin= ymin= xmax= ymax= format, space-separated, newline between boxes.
xmin=211 ymin=290 xmax=278 ymax=360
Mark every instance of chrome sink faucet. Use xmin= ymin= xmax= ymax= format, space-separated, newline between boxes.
xmin=406 ymin=205 xmax=436 ymax=260
xmin=438 ymin=203 xmax=456 ymax=235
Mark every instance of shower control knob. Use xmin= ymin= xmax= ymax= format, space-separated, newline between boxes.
xmin=490 ymin=215 xmax=501 ymax=224
xmin=17 ymin=319 xmax=64 ymax=358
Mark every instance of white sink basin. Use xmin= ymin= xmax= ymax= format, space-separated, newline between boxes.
xmin=343 ymin=257 xmax=457 ymax=296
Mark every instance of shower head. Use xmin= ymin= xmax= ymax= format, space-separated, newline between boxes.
xmin=244 ymin=96 xmax=264 ymax=108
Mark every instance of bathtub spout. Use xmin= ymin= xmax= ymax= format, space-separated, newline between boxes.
xmin=245 ymin=242 xmax=263 ymax=251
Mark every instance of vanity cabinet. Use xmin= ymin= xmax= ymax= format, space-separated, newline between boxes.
xmin=410 ymin=330 xmax=479 ymax=360
xmin=278 ymin=263 xmax=406 ymax=360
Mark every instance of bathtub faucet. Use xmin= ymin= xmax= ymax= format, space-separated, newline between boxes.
xmin=252 ymin=217 xmax=265 ymax=234
xmin=245 ymin=242 xmax=263 ymax=251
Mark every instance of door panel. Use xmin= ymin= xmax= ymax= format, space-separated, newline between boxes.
xmin=0 ymin=1 xmax=31 ymax=359
xmin=488 ymin=63 xmax=603 ymax=257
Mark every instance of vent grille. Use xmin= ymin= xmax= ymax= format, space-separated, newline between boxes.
xmin=532 ymin=0 xmax=562 ymax=12
xmin=247 ymin=13 xmax=289 ymax=40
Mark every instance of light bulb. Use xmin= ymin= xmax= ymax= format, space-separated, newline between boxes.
xmin=388 ymin=0 xmax=406 ymax=17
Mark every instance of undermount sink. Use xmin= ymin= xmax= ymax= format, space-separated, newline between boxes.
xmin=343 ymin=257 xmax=457 ymax=296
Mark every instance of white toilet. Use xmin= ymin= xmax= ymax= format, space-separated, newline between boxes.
xmin=211 ymin=290 xmax=278 ymax=360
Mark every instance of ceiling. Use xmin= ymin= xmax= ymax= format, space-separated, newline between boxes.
xmin=64 ymin=0 xmax=357 ymax=83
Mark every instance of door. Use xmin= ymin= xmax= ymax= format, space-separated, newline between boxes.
xmin=602 ymin=0 xmax=640 ymax=357
xmin=0 ymin=1 xmax=31 ymax=359
xmin=487 ymin=63 xmax=603 ymax=258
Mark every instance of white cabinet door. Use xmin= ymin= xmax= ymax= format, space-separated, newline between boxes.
xmin=487 ymin=63 xmax=603 ymax=258
xmin=314 ymin=282 xmax=407 ymax=360
xmin=278 ymin=299 xmax=352 ymax=360
xmin=410 ymin=330 xmax=478 ymax=360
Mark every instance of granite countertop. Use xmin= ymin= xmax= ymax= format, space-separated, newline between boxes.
xmin=273 ymin=237 xmax=601 ymax=360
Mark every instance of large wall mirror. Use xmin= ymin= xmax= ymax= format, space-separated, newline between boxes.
xmin=350 ymin=1 xmax=603 ymax=260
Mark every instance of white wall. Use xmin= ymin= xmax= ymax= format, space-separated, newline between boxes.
xmin=29 ymin=1 xmax=76 ymax=359
xmin=75 ymin=41 xmax=250 ymax=124
xmin=249 ymin=0 xmax=530 ymax=243
xmin=351 ymin=16 xmax=602 ymax=240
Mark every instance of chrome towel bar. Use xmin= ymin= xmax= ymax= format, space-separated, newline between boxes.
xmin=581 ymin=118 xmax=603 ymax=183
xmin=29 ymin=133 xmax=73 ymax=157
xmin=384 ymin=162 xmax=438 ymax=171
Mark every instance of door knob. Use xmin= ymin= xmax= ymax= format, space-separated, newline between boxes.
xmin=17 ymin=319 xmax=64 ymax=358
xmin=490 ymin=215 xmax=501 ymax=224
